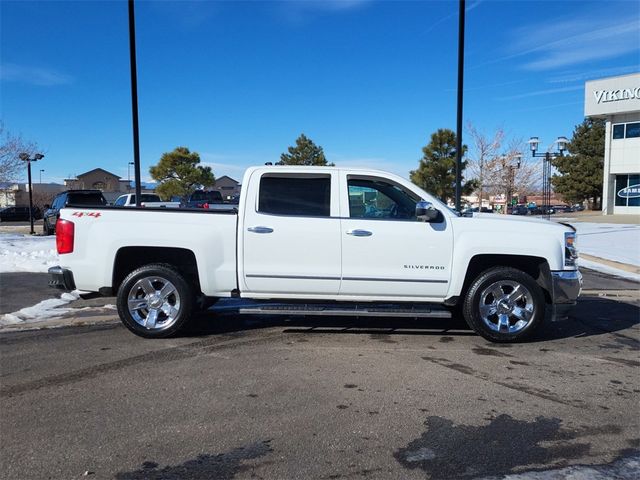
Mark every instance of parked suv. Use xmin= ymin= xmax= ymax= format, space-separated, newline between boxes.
xmin=43 ymin=190 xmax=107 ymax=235
xmin=0 ymin=206 xmax=42 ymax=222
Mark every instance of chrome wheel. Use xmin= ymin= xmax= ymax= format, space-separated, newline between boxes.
xmin=478 ymin=280 xmax=535 ymax=334
xmin=127 ymin=276 xmax=181 ymax=330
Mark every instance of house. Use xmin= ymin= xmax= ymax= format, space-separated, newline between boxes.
xmin=64 ymin=168 xmax=130 ymax=194
xmin=212 ymin=175 xmax=241 ymax=200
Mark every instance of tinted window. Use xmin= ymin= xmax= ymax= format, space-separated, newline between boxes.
xmin=140 ymin=194 xmax=161 ymax=203
xmin=612 ymin=124 xmax=625 ymax=139
xmin=625 ymin=122 xmax=640 ymax=138
xmin=190 ymin=191 xmax=222 ymax=202
xmin=259 ymin=176 xmax=331 ymax=217
xmin=348 ymin=178 xmax=419 ymax=220
xmin=66 ymin=193 xmax=107 ymax=205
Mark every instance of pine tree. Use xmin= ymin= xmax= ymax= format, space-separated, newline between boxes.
xmin=278 ymin=134 xmax=334 ymax=166
xmin=410 ymin=128 xmax=476 ymax=203
xmin=149 ymin=147 xmax=215 ymax=200
xmin=551 ymin=119 xmax=605 ymax=209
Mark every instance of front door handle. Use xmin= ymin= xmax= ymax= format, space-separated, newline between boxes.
xmin=346 ymin=229 xmax=373 ymax=237
xmin=247 ymin=226 xmax=274 ymax=234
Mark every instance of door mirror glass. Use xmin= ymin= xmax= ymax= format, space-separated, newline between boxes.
xmin=416 ymin=200 xmax=439 ymax=222
xmin=44 ymin=204 xmax=50 ymax=210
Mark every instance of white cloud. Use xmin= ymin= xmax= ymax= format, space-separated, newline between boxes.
xmin=496 ymin=84 xmax=583 ymax=101
xmin=0 ymin=63 xmax=73 ymax=86
xmin=276 ymin=0 xmax=371 ymax=25
xmin=509 ymin=16 xmax=640 ymax=71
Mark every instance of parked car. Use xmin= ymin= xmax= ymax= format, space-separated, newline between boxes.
xmin=510 ymin=205 xmax=529 ymax=215
xmin=181 ymin=190 xmax=231 ymax=210
xmin=113 ymin=193 xmax=179 ymax=208
xmin=43 ymin=190 xmax=107 ymax=235
xmin=49 ymin=165 xmax=581 ymax=343
xmin=0 ymin=206 xmax=42 ymax=222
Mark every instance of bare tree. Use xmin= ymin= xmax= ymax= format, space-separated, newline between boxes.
xmin=0 ymin=122 xmax=39 ymax=183
xmin=466 ymin=124 xmax=504 ymax=208
xmin=467 ymin=125 xmax=539 ymax=210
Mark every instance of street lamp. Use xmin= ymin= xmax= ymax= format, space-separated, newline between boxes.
xmin=39 ymin=169 xmax=45 ymax=184
xmin=19 ymin=152 xmax=45 ymax=235
xmin=507 ymin=153 xmax=522 ymax=213
xmin=528 ymin=136 xmax=567 ymax=219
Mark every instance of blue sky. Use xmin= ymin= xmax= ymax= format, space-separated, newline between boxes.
xmin=2 ymin=0 xmax=639 ymax=184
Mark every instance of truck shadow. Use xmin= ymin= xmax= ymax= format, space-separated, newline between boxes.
xmin=183 ymin=296 xmax=638 ymax=345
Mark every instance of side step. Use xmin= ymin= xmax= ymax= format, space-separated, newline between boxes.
xmin=237 ymin=303 xmax=451 ymax=319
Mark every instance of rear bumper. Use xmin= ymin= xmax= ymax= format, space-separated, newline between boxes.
xmin=48 ymin=266 xmax=76 ymax=291
xmin=549 ymin=269 xmax=582 ymax=321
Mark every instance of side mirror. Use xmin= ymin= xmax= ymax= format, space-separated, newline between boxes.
xmin=416 ymin=200 xmax=439 ymax=222
xmin=44 ymin=204 xmax=50 ymax=209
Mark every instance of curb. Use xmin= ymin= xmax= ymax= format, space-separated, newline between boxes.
xmin=580 ymin=253 xmax=640 ymax=275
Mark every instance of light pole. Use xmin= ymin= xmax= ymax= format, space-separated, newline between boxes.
xmin=19 ymin=152 xmax=44 ymax=235
xmin=527 ymin=136 xmax=568 ymax=219
xmin=506 ymin=154 xmax=522 ymax=214
xmin=39 ymin=169 xmax=45 ymax=184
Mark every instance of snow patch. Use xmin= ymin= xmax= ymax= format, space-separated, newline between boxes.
xmin=572 ymin=223 xmax=640 ymax=267
xmin=0 ymin=290 xmax=81 ymax=326
xmin=0 ymin=233 xmax=58 ymax=273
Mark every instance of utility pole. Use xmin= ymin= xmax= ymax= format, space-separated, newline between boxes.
xmin=128 ymin=0 xmax=142 ymax=207
xmin=454 ymin=0 xmax=466 ymax=212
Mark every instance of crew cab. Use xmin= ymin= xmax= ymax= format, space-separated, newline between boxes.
xmin=49 ymin=166 xmax=582 ymax=342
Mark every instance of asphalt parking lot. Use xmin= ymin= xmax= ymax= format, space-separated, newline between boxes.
xmin=1 ymin=270 xmax=638 ymax=479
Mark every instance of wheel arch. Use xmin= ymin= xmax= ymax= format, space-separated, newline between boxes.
xmin=450 ymin=254 xmax=552 ymax=306
xmin=112 ymin=246 xmax=201 ymax=295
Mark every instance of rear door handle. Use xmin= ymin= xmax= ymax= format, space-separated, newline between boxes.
xmin=247 ymin=226 xmax=274 ymax=234
xmin=346 ymin=229 xmax=372 ymax=237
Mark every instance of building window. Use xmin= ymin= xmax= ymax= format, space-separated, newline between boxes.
xmin=612 ymin=124 xmax=625 ymax=139
xmin=625 ymin=122 xmax=640 ymax=139
xmin=615 ymin=174 xmax=640 ymax=207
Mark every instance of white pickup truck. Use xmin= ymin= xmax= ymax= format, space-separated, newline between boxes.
xmin=49 ymin=166 xmax=581 ymax=343
xmin=113 ymin=193 xmax=180 ymax=209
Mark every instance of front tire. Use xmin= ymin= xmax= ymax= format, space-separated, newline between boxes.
xmin=116 ymin=264 xmax=194 ymax=338
xmin=462 ymin=267 xmax=545 ymax=343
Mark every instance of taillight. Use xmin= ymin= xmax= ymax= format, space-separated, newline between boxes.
xmin=202 ymin=203 xmax=209 ymax=209
xmin=56 ymin=219 xmax=74 ymax=254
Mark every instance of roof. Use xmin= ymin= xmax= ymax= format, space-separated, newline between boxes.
xmin=71 ymin=168 xmax=121 ymax=180
xmin=215 ymin=175 xmax=239 ymax=184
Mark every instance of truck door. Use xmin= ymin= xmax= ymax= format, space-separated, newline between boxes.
xmin=242 ymin=171 xmax=342 ymax=296
xmin=339 ymin=174 xmax=453 ymax=299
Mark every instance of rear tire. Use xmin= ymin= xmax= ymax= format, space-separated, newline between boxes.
xmin=462 ymin=266 xmax=545 ymax=343
xmin=116 ymin=263 xmax=195 ymax=338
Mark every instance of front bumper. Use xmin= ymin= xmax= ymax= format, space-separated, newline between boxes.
xmin=48 ymin=266 xmax=76 ymax=291
xmin=550 ymin=269 xmax=582 ymax=321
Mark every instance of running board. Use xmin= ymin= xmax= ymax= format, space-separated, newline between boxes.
xmin=237 ymin=303 xmax=451 ymax=318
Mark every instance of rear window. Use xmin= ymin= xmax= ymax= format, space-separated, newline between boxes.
xmin=190 ymin=191 xmax=222 ymax=202
xmin=66 ymin=193 xmax=107 ymax=205
xmin=258 ymin=176 xmax=331 ymax=217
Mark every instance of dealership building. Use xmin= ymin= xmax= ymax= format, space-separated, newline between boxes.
xmin=584 ymin=73 xmax=640 ymax=214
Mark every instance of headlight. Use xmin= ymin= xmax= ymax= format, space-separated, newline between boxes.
xmin=564 ymin=231 xmax=578 ymax=267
